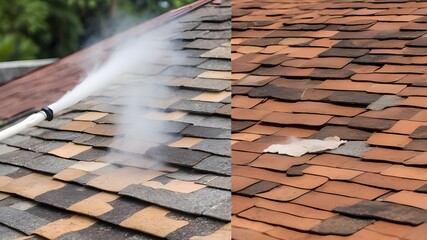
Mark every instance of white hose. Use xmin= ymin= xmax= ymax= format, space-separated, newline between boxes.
xmin=0 ymin=111 xmax=47 ymax=141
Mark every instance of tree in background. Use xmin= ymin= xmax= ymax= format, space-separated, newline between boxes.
xmin=0 ymin=0 xmax=194 ymax=61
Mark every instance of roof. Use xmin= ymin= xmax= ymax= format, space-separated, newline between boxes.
xmin=0 ymin=0 xmax=231 ymax=239
xmin=231 ymin=0 xmax=427 ymax=239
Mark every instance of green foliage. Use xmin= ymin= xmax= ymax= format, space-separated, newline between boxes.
xmin=0 ymin=0 xmax=195 ymax=61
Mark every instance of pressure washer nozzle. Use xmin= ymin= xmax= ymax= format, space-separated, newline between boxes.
xmin=41 ymin=107 xmax=54 ymax=121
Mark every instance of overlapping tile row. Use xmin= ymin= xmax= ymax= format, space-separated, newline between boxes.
xmin=232 ymin=0 xmax=427 ymax=239
xmin=0 ymin=0 xmax=231 ymax=239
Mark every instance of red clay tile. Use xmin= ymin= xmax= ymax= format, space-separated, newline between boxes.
xmin=262 ymin=112 xmax=332 ymax=126
xmin=381 ymin=165 xmax=427 ymax=181
xmin=300 ymin=57 xmax=353 ymax=69
xmin=302 ymin=165 xmax=363 ymax=180
xmin=233 ymin=108 xmax=271 ymax=121
xmin=232 ymin=216 xmax=275 ymax=233
xmin=316 ymin=181 xmax=389 ymax=200
xmin=316 ymin=80 xmax=373 ymax=91
xmin=292 ymin=191 xmax=362 ymax=211
xmin=402 ymin=223 xmax=427 ymax=240
xmin=233 ymin=165 xmax=328 ymax=189
xmin=253 ymin=100 xmax=295 ymax=112
xmin=241 ymin=123 xmax=282 ymax=135
xmin=384 ymin=120 xmax=426 ymax=135
xmin=367 ymin=133 xmax=412 ymax=148
xmin=256 ymin=185 xmax=309 ymax=201
xmin=351 ymin=73 xmax=405 ymax=83
xmin=367 ymin=84 xmax=407 ymax=94
xmin=235 ymin=75 xmax=277 ymax=86
xmin=352 ymin=172 xmax=427 ymax=191
xmin=360 ymin=107 xmax=420 ymax=120
xmin=232 ymin=176 xmax=259 ymax=192
xmin=232 ymin=227 xmax=279 ymax=240
xmin=365 ymin=221 xmax=412 ymax=238
xmin=286 ymin=47 xmax=328 ymax=59
xmin=274 ymin=127 xmax=317 ymax=138
xmin=398 ymin=87 xmax=427 ymax=97
xmin=239 ymin=207 xmax=321 ymax=231
xmin=266 ymin=227 xmax=308 ymax=240
xmin=384 ymin=190 xmax=427 ymax=210
xmin=348 ymin=229 xmax=402 ymax=240
xmin=344 ymin=64 xmax=379 ymax=74
xmin=232 ymin=151 xmax=260 ymax=165
xmin=309 ymin=153 xmax=392 ymax=173
xmin=405 ymin=152 xmax=427 ymax=166
xmin=411 ymin=110 xmax=427 ymax=122
xmin=232 ymin=195 xmax=256 ymax=215
xmin=399 ymin=96 xmax=427 ymax=109
xmin=292 ymin=102 xmax=365 ymax=117
xmin=300 ymin=89 xmax=334 ymax=101
xmin=232 ymin=133 xmax=261 ymax=142
xmin=362 ymin=148 xmax=419 ymax=163
xmin=255 ymin=198 xmax=335 ymax=220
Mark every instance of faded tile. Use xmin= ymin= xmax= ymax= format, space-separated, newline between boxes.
xmin=0 ymin=207 xmax=49 ymax=235
xmin=120 ymin=206 xmax=189 ymax=238
xmin=34 ymin=215 xmax=96 ymax=239
xmin=310 ymin=216 xmax=374 ymax=236
xmin=335 ymin=200 xmax=427 ymax=225
xmin=49 ymin=142 xmax=92 ymax=158
xmin=1 ymin=173 xmax=65 ymax=199
xmin=74 ymin=112 xmax=109 ymax=121
xmin=68 ymin=192 xmax=119 ymax=217
xmin=87 ymin=167 xmax=164 ymax=192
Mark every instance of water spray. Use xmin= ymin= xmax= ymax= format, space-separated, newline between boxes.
xmin=0 ymin=20 xmax=179 ymax=142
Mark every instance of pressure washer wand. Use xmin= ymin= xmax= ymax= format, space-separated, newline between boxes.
xmin=0 ymin=107 xmax=54 ymax=141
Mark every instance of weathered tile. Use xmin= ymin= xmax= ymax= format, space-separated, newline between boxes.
xmin=120 ymin=185 xmax=229 ymax=220
xmin=169 ymin=99 xmax=224 ymax=114
xmin=58 ymin=222 xmax=152 ymax=240
xmin=191 ymin=139 xmax=230 ymax=157
xmin=120 ymin=206 xmax=189 ymax=238
xmin=1 ymin=173 xmax=65 ymax=199
xmin=0 ymin=150 xmax=42 ymax=167
xmin=87 ymin=167 xmax=164 ymax=192
xmin=348 ymin=116 xmax=396 ymax=130
xmin=194 ymin=155 xmax=230 ymax=175
xmin=0 ymin=163 xmax=19 ymax=176
xmin=166 ymin=217 xmax=225 ymax=240
xmin=334 ymin=200 xmax=427 ymax=225
xmin=310 ymin=215 xmax=374 ymax=236
xmin=49 ymin=142 xmax=92 ymax=158
xmin=182 ymin=125 xmax=229 ymax=139
xmin=327 ymin=91 xmax=381 ymax=105
xmin=67 ymin=192 xmax=119 ymax=217
xmin=310 ymin=126 xmax=371 ymax=141
xmin=237 ymin=181 xmax=279 ymax=196
xmin=34 ymin=184 xmax=98 ymax=209
xmin=25 ymin=155 xmax=76 ymax=174
xmin=0 ymin=206 xmax=49 ymax=235
xmin=145 ymin=145 xmax=210 ymax=166
xmin=328 ymin=141 xmax=372 ymax=158
xmin=248 ymin=85 xmax=303 ymax=101
xmin=34 ymin=215 xmax=96 ymax=239
xmin=0 ymin=224 xmax=26 ymax=239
